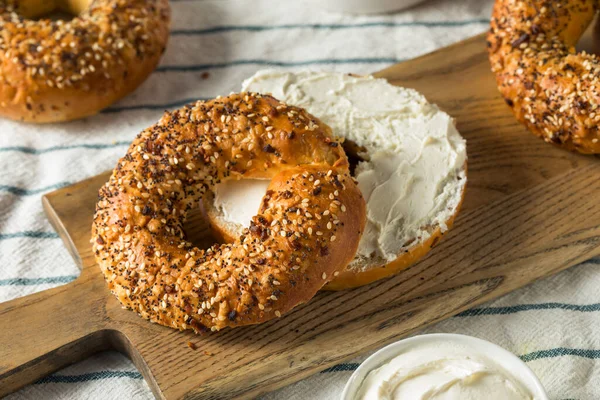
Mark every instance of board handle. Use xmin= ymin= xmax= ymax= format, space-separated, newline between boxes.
xmin=0 ymin=272 xmax=110 ymax=396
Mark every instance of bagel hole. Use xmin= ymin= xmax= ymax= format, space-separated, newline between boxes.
xmin=35 ymin=10 xmax=74 ymax=21
xmin=183 ymin=207 xmax=220 ymax=250
xmin=24 ymin=7 xmax=78 ymax=21
xmin=183 ymin=140 xmax=368 ymax=249
xmin=20 ymin=0 xmax=91 ymax=21
xmin=576 ymin=13 xmax=600 ymax=55
xmin=341 ymin=139 xmax=369 ymax=176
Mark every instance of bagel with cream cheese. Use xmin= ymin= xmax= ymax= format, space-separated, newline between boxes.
xmin=0 ymin=0 xmax=170 ymax=123
xmin=203 ymin=71 xmax=467 ymax=290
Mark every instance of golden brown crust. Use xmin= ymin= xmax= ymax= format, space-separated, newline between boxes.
xmin=92 ymin=93 xmax=366 ymax=332
xmin=488 ymin=0 xmax=600 ymax=153
xmin=0 ymin=0 xmax=170 ymax=122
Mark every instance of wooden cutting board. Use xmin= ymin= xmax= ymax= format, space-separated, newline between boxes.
xmin=2 ymin=33 xmax=600 ymax=399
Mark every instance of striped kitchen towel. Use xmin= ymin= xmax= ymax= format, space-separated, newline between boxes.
xmin=3 ymin=0 xmax=598 ymax=399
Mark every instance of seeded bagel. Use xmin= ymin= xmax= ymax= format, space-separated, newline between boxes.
xmin=0 ymin=0 xmax=170 ymax=122
xmin=92 ymin=93 xmax=366 ymax=332
xmin=488 ymin=0 xmax=600 ymax=153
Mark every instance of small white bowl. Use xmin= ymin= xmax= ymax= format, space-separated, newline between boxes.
xmin=341 ymin=333 xmax=548 ymax=400
xmin=303 ymin=0 xmax=428 ymax=14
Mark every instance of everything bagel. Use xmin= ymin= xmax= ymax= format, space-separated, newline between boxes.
xmin=488 ymin=0 xmax=600 ymax=153
xmin=92 ymin=93 xmax=366 ymax=332
xmin=0 ymin=0 xmax=170 ymax=122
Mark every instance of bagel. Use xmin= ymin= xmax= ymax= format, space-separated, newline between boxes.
xmin=203 ymin=71 xmax=467 ymax=290
xmin=0 ymin=0 xmax=170 ymax=123
xmin=91 ymin=93 xmax=366 ymax=332
xmin=488 ymin=0 xmax=600 ymax=153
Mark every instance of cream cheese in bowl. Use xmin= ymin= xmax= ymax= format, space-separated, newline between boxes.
xmin=343 ymin=334 xmax=547 ymax=400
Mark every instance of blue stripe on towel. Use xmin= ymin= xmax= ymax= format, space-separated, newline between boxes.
xmin=0 ymin=275 xmax=77 ymax=286
xmin=0 ymin=231 xmax=59 ymax=240
xmin=0 ymin=142 xmax=130 ymax=155
xmin=170 ymin=19 xmax=489 ymax=36
xmin=520 ymin=348 xmax=600 ymax=362
xmin=457 ymin=302 xmax=600 ymax=317
xmin=155 ymin=57 xmax=403 ymax=73
xmin=35 ymin=371 xmax=142 ymax=384
xmin=0 ymin=182 xmax=71 ymax=196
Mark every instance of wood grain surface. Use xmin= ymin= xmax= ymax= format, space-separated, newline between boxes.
xmin=1 ymin=33 xmax=600 ymax=399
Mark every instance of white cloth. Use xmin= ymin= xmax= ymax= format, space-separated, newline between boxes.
xmin=2 ymin=0 xmax=597 ymax=399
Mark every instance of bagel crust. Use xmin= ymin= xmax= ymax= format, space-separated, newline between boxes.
xmin=488 ymin=0 xmax=600 ymax=153
xmin=92 ymin=93 xmax=366 ymax=332
xmin=0 ymin=0 xmax=170 ymax=123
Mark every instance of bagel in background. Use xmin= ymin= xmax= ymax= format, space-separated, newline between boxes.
xmin=488 ymin=0 xmax=600 ymax=153
xmin=0 ymin=0 xmax=170 ymax=123
xmin=203 ymin=71 xmax=467 ymax=290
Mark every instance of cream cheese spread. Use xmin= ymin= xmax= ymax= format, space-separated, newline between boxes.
xmin=213 ymin=70 xmax=467 ymax=267
xmin=354 ymin=340 xmax=535 ymax=400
